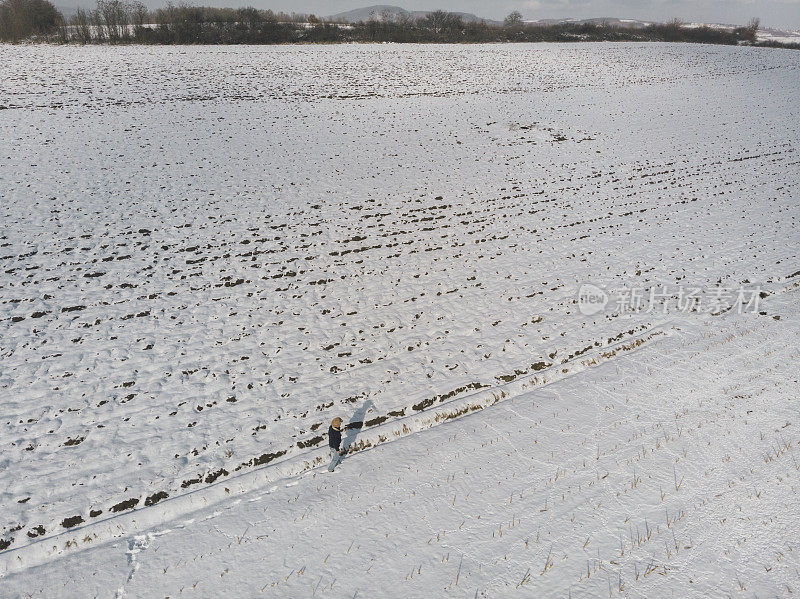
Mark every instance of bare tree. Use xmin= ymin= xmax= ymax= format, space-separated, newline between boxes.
xmin=395 ymin=11 xmax=412 ymax=27
xmin=90 ymin=5 xmax=104 ymax=40
xmin=420 ymin=10 xmax=462 ymax=35
xmin=662 ymin=17 xmax=684 ymax=41
xmin=238 ymin=6 xmax=261 ymax=29
xmin=745 ymin=17 xmax=759 ymax=41
xmin=504 ymin=10 xmax=523 ymax=28
xmin=70 ymin=6 xmax=91 ymax=41
xmin=98 ymin=0 xmax=130 ymax=41
xmin=0 ymin=0 xmax=62 ymax=41
xmin=128 ymin=0 xmax=147 ymax=36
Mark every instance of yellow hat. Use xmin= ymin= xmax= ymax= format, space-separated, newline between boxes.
xmin=331 ymin=417 xmax=343 ymax=429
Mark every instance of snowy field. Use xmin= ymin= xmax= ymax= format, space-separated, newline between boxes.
xmin=1 ymin=42 xmax=799 ymax=597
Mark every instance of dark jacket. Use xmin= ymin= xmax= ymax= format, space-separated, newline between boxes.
xmin=328 ymin=425 xmax=341 ymax=451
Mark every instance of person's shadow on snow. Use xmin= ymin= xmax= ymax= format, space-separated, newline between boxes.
xmin=342 ymin=399 xmax=376 ymax=453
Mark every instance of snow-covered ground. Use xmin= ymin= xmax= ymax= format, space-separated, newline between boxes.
xmin=3 ymin=290 xmax=800 ymax=597
xmin=757 ymin=29 xmax=800 ymax=45
xmin=1 ymin=42 xmax=799 ymax=596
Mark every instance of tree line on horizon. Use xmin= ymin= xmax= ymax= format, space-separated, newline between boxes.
xmin=1 ymin=0 xmax=790 ymax=49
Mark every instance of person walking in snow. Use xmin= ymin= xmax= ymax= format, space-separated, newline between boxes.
xmin=328 ymin=417 xmax=346 ymax=472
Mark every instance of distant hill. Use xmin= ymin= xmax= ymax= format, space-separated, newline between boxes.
xmin=526 ymin=17 xmax=653 ymax=28
xmin=328 ymin=5 xmax=501 ymax=25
